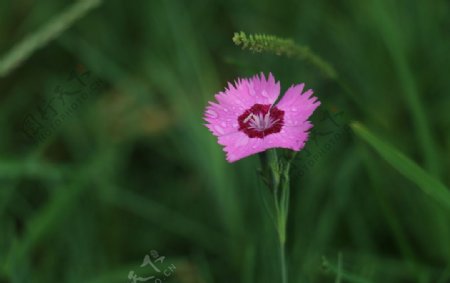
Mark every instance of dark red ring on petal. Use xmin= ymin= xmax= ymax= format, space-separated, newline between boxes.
xmin=238 ymin=104 xmax=284 ymax=138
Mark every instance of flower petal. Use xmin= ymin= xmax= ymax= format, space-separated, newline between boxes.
xmin=204 ymin=101 xmax=240 ymax=136
xmin=242 ymin=72 xmax=280 ymax=105
xmin=264 ymin=121 xmax=313 ymax=151
xmin=217 ymin=132 xmax=268 ymax=162
xmin=277 ymin=84 xmax=320 ymax=126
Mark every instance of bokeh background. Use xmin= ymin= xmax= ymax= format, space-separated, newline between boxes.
xmin=1 ymin=0 xmax=450 ymax=282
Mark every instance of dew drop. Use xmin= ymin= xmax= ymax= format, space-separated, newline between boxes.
xmin=221 ymin=122 xmax=227 ymax=128
xmin=236 ymin=136 xmax=248 ymax=147
xmin=261 ymin=90 xmax=269 ymax=97
xmin=292 ymin=107 xmax=298 ymax=112
xmin=214 ymin=125 xmax=225 ymax=135
xmin=206 ymin=110 xmax=218 ymax=118
xmin=248 ymin=84 xmax=256 ymax=96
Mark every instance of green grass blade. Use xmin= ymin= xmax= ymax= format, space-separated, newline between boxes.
xmin=0 ymin=0 xmax=102 ymax=77
xmin=351 ymin=122 xmax=450 ymax=210
xmin=368 ymin=0 xmax=440 ymax=176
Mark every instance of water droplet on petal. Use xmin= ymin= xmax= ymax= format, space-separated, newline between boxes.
xmin=292 ymin=107 xmax=297 ymax=112
xmin=214 ymin=125 xmax=225 ymax=135
xmin=206 ymin=110 xmax=218 ymax=118
xmin=248 ymin=84 xmax=256 ymax=96
xmin=221 ymin=122 xmax=227 ymax=128
xmin=261 ymin=90 xmax=269 ymax=97
xmin=236 ymin=136 xmax=248 ymax=147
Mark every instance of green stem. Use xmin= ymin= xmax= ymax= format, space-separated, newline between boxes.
xmin=259 ymin=149 xmax=290 ymax=283
xmin=280 ymin=239 xmax=287 ymax=283
xmin=278 ymin=162 xmax=290 ymax=283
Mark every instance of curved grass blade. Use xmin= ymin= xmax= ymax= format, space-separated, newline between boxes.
xmin=351 ymin=122 xmax=450 ymax=210
xmin=0 ymin=0 xmax=102 ymax=77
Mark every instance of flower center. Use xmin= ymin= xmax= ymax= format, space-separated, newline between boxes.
xmin=238 ymin=104 xmax=284 ymax=138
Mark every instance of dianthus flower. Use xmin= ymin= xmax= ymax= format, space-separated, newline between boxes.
xmin=204 ymin=73 xmax=320 ymax=162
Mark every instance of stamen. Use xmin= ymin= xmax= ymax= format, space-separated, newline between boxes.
xmin=263 ymin=111 xmax=271 ymax=128
xmin=243 ymin=113 xmax=254 ymax=123
xmin=237 ymin=104 xmax=284 ymax=138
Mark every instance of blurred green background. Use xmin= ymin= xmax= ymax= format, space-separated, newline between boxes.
xmin=1 ymin=0 xmax=449 ymax=282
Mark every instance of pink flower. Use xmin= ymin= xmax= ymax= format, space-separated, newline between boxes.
xmin=204 ymin=73 xmax=320 ymax=162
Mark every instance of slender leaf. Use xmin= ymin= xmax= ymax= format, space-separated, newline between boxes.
xmin=351 ymin=122 xmax=450 ymax=210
